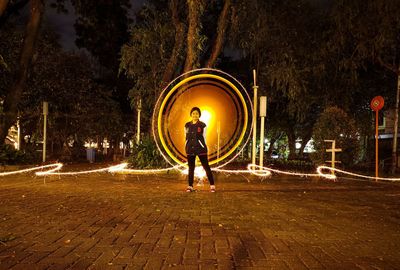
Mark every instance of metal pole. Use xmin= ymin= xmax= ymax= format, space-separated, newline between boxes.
xmin=17 ymin=118 xmax=20 ymax=150
xmin=392 ymin=73 xmax=400 ymax=174
xmin=259 ymin=96 xmax=267 ymax=169
xmin=136 ymin=99 xmax=142 ymax=145
xmin=331 ymin=140 xmax=336 ymax=175
xmin=217 ymin=121 xmax=221 ymax=160
xmin=251 ymin=69 xmax=258 ymax=165
xmin=259 ymin=117 xmax=265 ymax=168
xmin=376 ymin=110 xmax=379 ymax=180
xmin=42 ymin=102 xmax=48 ymax=163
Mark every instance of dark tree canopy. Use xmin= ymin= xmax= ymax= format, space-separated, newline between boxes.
xmin=1 ymin=0 xmax=400 ymax=167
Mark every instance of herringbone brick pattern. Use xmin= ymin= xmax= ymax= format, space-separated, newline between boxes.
xmin=0 ymin=169 xmax=399 ymax=269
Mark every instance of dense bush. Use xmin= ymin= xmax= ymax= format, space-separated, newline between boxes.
xmin=311 ymin=106 xmax=360 ymax=167
xmin=0 ymin=144 xmax=38 ymax=165
xmin=126 ymin=136 xmax=169 ymax=168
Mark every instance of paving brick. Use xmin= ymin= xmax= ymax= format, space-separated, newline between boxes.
xmin=252 ymin=258 xmax=290 ymax=269
xmin=200 ymin=242 xmax=216 ymax=259
xmin=92 ymin=250 xmax=119 ymax=266
xmin=165 ymin=247 xmax=184 ymax=265
xmin=134 ymin=243 xmax=155 ymax=258
xmin=183 ymin=244 xmax=199 ymax=259
xmin=16 ymin=251 xmax=50 ymax=264
xmin=144 ymin=257 xmax=164 ymax=269
xmin=297 ymin=251 xmax=325 ymax=269
xmin=0 ymin=171 xmax=400 ymax=269
xmin=73 ymin=238 xmax=100 ymax=254
xmin=69 ymin=257 xmax=97 ymax=270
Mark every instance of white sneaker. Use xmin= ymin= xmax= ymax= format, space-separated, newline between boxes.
xmin=210 ymin=185 xmax=216 ymax=193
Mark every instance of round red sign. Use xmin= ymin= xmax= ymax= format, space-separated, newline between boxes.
xmin=370 ymin=96 xmax=384 ymax=111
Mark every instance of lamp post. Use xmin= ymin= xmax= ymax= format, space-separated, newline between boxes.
xmin=136 ymin=99 xmax=142 ymax=145
xmin=259 ymin=96 xmax=267 ymax=169
xmin=251 ymin=69 xmax=258 ymax=165
xmin=42 ymin=101 xmax=48 ymax=163
xmin=17 ymin=117 xmax=20 ymax=151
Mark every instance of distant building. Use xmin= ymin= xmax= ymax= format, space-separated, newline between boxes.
xmin=378 ymin=109 xmax=398 ymax=139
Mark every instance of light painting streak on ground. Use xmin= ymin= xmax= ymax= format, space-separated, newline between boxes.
xmin=118 ymin=165 xmax=184 ymax=174
xmin=35 ymin=163 xmax=129 ymax=176
xmin=317 ymin=165 xmax=400 ymax=181
xmin=245 ymin=164 xmax=320 ymax=178
xmin=1 ymin=163 xmax=400 ymax=182
xmin=0 ymin=163 xmax=63 ymax=176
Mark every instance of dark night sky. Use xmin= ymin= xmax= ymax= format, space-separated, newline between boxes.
xmin=44 ymin=0 xmax=330 ymax=52
xmin=45 ymin=0 xmax=143 ymax=51
xmin=44 ymin=1 xmax=77 ymax=51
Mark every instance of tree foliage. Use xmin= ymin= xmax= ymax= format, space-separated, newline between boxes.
xmin=0 ymin=22 xmax=125 ymax=160
xmin=0 ymin=0 xmax=44 ymax=145
xmin=120 ymin=3 xmax=175 ymax=131
xmin=120 ymin=0 xmax=232 ymax=132
xmin=311 ymin=106 xmax=360 ymax=167
xmin=3 ymin=0 xmax=400 ymax=167
xmin=21 ymin=34 xmax=124 ymax=159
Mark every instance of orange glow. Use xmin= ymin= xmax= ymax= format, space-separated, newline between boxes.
xmin=200 ymin=109 xmax=212 ymax=126
xmin=154 ymin=69 xmax=251 ymax=167
xmin=164 ymin=81 xmax=241 ymax=163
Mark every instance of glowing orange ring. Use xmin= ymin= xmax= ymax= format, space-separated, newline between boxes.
xmin=157 ymin=73 xmax=248 ymax=166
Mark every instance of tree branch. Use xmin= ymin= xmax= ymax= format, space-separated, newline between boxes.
xmin=375 ymin=56 xmax=399 ymax=75
xmin=0 ymin=0 xmax=9 ymax=17
xmin=0 ymin=0 xmax=29 ymax=26
xmin=183 ymin=0 xmax=204 ymax=73
xmin=161 ymin=0 xmax=185 ymax=86
xmin=205 ymin=0 xmax=231 ymax=68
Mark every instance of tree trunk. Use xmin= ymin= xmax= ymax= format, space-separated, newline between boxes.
xmin=0 ymin=0 xmax=44 ymax=144
xmin=298 ymin=132 xmax=312 ymax=156
xmin=205 ymin=0 xmax=230 ymax=68
xmin=161 ymin=0 xmax=185 ymax=87
xmin=0 ymin=0 xmax=8 ymax=17
xmin=183 ymin=0 xmax=204 ymax=73
xmin=266 ymin=137 xmax=277 ymax=157
xmin=391 ymin=70 xmax=400 ymax=173
xmin=287 ymin=130 xmax=297 ymax=159
xmin=266 ymin=131 xmax=283 ymax=157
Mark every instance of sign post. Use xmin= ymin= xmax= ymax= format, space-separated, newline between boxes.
xmin=325 ymin=140 xmax=342 ymax=176
xmin=259 ymin=96 xmax=267 ymax=169
xmin=42 ymin=101 xmax=48 ymax=163
xmin=370 ymin=96 xmax=384 ymax=180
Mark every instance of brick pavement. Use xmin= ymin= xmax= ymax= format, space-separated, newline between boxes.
xmin=0 ymin=167 xmax=399 ymax=269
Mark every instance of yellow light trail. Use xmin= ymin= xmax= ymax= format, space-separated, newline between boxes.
xmin=153 ymin=68 xmax=251 ymax=167
xmin=1 ymin=163 xmax=400 ymax=183
xmin=36 ymin=163 xmax=129 ymax=176
xmin=316 ymin=165 xmax=400 ymax=181
xmin=0 ymin=163 xmax=63 ymax=176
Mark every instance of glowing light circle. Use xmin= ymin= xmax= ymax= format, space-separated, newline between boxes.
xmin=152 ymin=69 xmax=253 ymax=167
